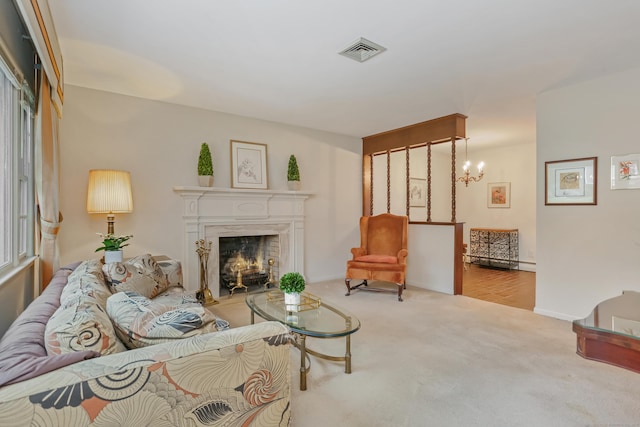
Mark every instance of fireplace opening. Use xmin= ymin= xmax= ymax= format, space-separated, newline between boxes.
xmin=218 ymin=235 xmax=279 ymax=296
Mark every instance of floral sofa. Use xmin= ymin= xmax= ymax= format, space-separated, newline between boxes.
xmin=0 ymin=256 xmax=291 ymax=426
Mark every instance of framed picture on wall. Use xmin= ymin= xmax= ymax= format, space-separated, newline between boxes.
xmin=230 ymin=140 xmax=268 ymax=189
xmin=611 ymin=153 xmax=640 ymax=190
xmin=545 ymin=157 xmax=597 ymax=205
xmin=487 ymin=182 xmax=511 ymax=208
xmin=409 ymin=178 xmax=426 ymax=207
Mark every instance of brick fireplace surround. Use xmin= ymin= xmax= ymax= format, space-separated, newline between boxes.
xmin=173 ymin=187 xmax=311 ymax=298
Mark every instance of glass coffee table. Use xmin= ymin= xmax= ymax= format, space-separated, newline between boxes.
xmin=246 ymin=290 xmax=360 ymax=390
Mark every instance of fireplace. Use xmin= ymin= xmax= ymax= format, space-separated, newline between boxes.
xmin=218 ymin=234 xmax=279 ymax=296
xmin=173 ymin=187 xmax=310 ymax=298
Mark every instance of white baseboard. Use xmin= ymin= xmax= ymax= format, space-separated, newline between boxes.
xmin=534 ymin=307 xmax=578 ymax=321
xmin=519 ymin=263 xmax=536 ymax=272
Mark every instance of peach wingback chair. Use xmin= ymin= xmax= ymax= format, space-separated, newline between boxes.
xmin=345 ymin=213 xmax=409 ymax=302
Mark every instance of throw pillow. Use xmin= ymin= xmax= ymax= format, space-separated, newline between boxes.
xmin=156 ymin=258 xmax=183 ymax=288
xmin=45 ymin=301 xmax=126 ymax=356
xmin=102 ymin=254 xmax=169 ymax=299
xmin=106 ymin=291 xmax=223 ymax=349
xmin=61 ymin=259 xmax=108 ymax=302
xmin=60 ymin=274 xmax=113 ymax=310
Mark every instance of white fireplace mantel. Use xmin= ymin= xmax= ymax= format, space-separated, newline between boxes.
xmin=173 ymin=186 xmax=311 ymax=296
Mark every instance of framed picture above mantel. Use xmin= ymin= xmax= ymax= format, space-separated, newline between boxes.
xmin=230 ymin=140 xmax=268 ymax=189
xmin=544 ymin=157 xmax=597 ymax=205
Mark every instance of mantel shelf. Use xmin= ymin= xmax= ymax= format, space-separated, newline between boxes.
xmin=173 ymin=186 xmax=314 ymax=197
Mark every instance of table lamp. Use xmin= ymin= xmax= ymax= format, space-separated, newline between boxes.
xmin=86 ymin=169 xmax=133 ymax=234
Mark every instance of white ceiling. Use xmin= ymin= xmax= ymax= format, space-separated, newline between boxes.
xmin=48 ymin=0 xmax=640 ymax=148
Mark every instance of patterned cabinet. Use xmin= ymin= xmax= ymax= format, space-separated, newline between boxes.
xmin=469 ymin=228 xmax=519 ymax=270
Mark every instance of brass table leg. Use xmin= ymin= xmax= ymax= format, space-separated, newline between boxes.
xmin=300 ymin=334 xmax=307 ymax=391
xmin=345 ymin=334 xmax=352 ymax=374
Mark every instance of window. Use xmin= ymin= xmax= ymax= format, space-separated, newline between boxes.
xmin=0 ymin=56 xmax=35 ymax=277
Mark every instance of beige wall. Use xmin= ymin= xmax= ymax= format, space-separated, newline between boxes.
xmin=58 ymin=85 xmax=362 ymax=284
xmin=536 ymin=66 xmax=640 ymax=320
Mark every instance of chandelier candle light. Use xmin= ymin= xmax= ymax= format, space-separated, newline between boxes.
xmin=457 ymin=138 xmax=485 ymax=187
xmin=196 ymin=239 xmax=218 ymax=306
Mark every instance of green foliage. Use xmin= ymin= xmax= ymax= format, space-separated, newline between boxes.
xmin=279 ymin=272 xmax=306 ymax=293
xmin=287 ymin=155 xmax=300 ymax=181
xmin=198 ymin=143 xmax=213 ymax=176
xmin=95 ymin=233 xmax=133 ymax=252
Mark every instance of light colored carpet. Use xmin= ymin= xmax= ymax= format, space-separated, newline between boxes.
xmin=213 ymin=280 xmax=640 ymax=427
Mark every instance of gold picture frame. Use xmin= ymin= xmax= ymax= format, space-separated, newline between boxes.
xmin=230 ymin=140 xmax=268 ymax=189
xmin=544 ymin=157 xmax=597 ymax=205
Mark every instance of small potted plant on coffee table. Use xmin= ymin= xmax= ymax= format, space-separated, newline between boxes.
xmin=279 ymin=272 xmax=305 ymax=311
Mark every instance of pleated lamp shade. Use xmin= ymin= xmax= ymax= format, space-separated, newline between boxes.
xmin=86 ymin=170 xmax=133 ymax=234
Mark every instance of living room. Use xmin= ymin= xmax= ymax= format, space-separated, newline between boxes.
xmin=50 ymin=2 xmax=640 ymax=322
xmin=2 ymin=1 xmax=640 ymax=425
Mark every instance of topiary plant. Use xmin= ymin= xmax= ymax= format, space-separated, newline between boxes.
xmin=287 ymin=155 xmax=300 ymax=181
xmin=279 ymin=272 xmax=305 ymax=293
xmin=198 ymin=142 xmax=213 ymax=176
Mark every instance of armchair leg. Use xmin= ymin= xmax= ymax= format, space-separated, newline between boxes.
xmin=397 ymin=283 xmax=404 ymax=302
xmin=346 ymin=279 xmax=371 ymax=296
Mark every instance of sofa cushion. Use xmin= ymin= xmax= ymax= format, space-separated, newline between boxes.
xmin=106 ymin=291 xmax=225 ymax=349
xmin=156 ymin=258 xmax=183 ymax=288
xmin=152 ymin=286 xmax=201 ymax=306
xmin=45 ymin=298 xmax=127 ymax=356
xmin=60 ymin=259 xmax=111 ymax=305
xmin=44 ymin=259 xmax=127 ymax=356
xmin=102 ymin=254 xmax=169 ymax=299
xmin=354 ymin=254 xmax=398 ymax=264
xmin=0 ymin=264 xmax=100 ymax=387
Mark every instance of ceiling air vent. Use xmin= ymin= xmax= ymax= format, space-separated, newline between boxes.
xmin=339 ymin=37 xmax=386 ymax=63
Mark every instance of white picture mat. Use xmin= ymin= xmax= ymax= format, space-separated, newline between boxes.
xmin=230 ymin=140 xmax=268 ymax=189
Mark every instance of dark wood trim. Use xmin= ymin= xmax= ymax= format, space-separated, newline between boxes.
xmin=363 ymin=154 xmax=372 ymax=216
xmin=361 ymin=114 xmax=467 ymax=224
xmin=453 ymin=222 xmax=463 ymax=295
xmin=30 ymin=0 xmax=63 ymax=103
xmin=450 ymin=139 xmax=457 ymax=223
xmin=362 ymin=113 xmax=466 ymax=155
xmin=409 ymin=221 xmax=456 ymax=225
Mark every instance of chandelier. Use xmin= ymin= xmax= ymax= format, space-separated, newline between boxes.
xmin=457 ymin=138 xmax=484 ymax=187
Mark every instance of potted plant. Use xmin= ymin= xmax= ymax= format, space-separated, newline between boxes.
xmin=198 ymin=142 xmax=214 ymax=187
xmin=287 ymin=154 xmax=300 ymax=191
xmin=96 ymin=233 xmax=133 ymax=263
xmin=279 ymin=272 xmax=305 ymax=311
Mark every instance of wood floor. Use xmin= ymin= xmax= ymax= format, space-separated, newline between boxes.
xmin=462 ymin=263 xmax=536 ymax=311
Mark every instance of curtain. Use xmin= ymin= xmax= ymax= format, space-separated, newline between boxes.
xmin=35 ymin=72 xmax=61 ymax=288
